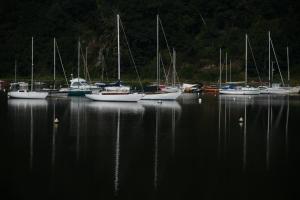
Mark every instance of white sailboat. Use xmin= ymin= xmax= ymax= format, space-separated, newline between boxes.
xmin=142 ymin=15 xmax=182 ymax=100
xmin=85 ymin=15 xmax=143 ymax=102
xmin=9 ymin=37 xmax=48 ymax=99
xmin=67 ymin=40 xmax=97 ymax=96
xmin=220 ymin=34 xmax=260 ymax=95
xmin=160 ymin=49 xmax=182 ymax=93
xmin=259 ymin=32 xmax=293 ymax=94
xmin=281 ymin=46 xmax=300 ymax=94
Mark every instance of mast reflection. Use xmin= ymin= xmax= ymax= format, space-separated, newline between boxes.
xmin=30 ymin=104 xmax=33 ymax=170
xmin=243 ymin=96 xmax=247 ymax=171
xmin=114 ymin=109 xmax=120 ymax=194
xmin=154 ymin=105 xmax=160 ymax=189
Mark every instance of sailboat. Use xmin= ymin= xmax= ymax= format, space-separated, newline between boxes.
xmin=67 ymin=40 xmax=97 ymax=96
xmin=160 ymin=49 xmax=182 ymax=93
xmin=281 ymin=47 xmax=300 ymax=94
xmin=259 ymin=32 xmax=292 ymax=94
xmin=8 ymin=37 xmax=48 ymax=99
xmin=142 ymin=15 xmax=182 ymax=100
xmin=85 ymin=14 xmax=143 ymax=102
xmin=43 ymin=38 xmax=70 ymax=97
xmin=220 ymin=34 xmax=260 ymax=95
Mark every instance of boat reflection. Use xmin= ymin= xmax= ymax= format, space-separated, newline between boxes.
xmin=219 ymin=94 xmax=255 ymax=106
xmin=139 ymin=100 xmax=181 ymax=111
xmin=8 ymin=98 xmax=48 ymax=170
xmin=8 ymin=99 xmax=48 ymax=107
xmin=114 ymin=109 xmax=120 ymax=194
xmin=86 ymin=101 xmax=145 ymax=114
xmin=70 ymin=98 xmax=83 ymax=162
xmin=218 ymin=94 xmax=291 ymax=171
xmin=154 ymin=105 xmax=160 ymax=189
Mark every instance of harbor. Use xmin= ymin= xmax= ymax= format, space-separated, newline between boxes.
xmin=1 ymin=0 xmax=300 ymax=199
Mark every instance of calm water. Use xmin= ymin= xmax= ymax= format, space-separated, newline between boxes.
xmin=1 ymin=94 xmax=299 ymax=200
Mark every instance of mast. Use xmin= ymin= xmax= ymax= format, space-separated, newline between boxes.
xmin=78 ymin=39 xmax=80 ymax=88
xmin=229 ymin=59 xmax=232 ymax=82
xmin=14 ymin=59 xmax=17 ymax=83
xmin=157 ymin=14 xmax=160 ymax=91
xmin=53 ymin=38 xmax=56 ymax=89
xmin=268 ymin=31 xmax=271 ymax=88
xmin=31 ymin=37 xmax=34 ymax=91
xmin=245 ymin=34 xmax=248 ymax=86
xmin=287 ymin=46 xmax=290 ymax=86
xmin=117 ymin=14 xmax=121 ymax=81
xmin=219 ymin=48 xmax=222 ymax=88
xmin=271 ymin=61 xmax=274 ymax=84
xmin=173 ymin=48 xmax=176 ymax=87
xmin=86 ymin=47 xmax=88 ymax=81
xmin=225 ymin=52 xmax=227 ymax=83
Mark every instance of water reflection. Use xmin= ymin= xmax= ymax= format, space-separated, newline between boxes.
xmin=30 ymin=104 xmax=33 ymax=170
xmin=154 ymin=105 xmax=160 ymax=189
xmin=114 ymin=109 xmax=120 ymax=194
xmin=8 ymin=99 xmax=48 ymax=170
xmin=139 ymin=100 xmax=181 ymax=111
xmin=87 ymin=101 xmax=145 ymax=114
xmin=141 ymin=101 xmax=182 ymax=189
xmin=4 ymin=94 xmax=297 ymax=200
xmin=243 ymin=97 xmax=247 ymax=171
xmin=218 ymin=94 xmax=292 ymax=171
xmin=52 ymin=100 xmax=58 ymax=170
xmin=266 ymin=95 xmax=271 ymax=170
xmin=285 ymin=96 xmax=289 ymax=160
xmin=8 ymin=99 xmax=48 ymax=107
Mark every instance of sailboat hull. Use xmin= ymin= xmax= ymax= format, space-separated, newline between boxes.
xmin=141 ymin=91 xmax=182 ymax=100
xmin=8 ymin=91 xmax=48 ymax=99
xmin=219 ymin=88 xmax=260 ymax=95
xmin=85 ymin=93 xmax=143 ymax=102
xmin=68 ymin=89 xmax=92 ymax=96
xmin=259 ymin=87 xmax=290 ymax=94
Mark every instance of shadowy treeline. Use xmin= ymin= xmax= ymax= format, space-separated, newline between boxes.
xmin=0 ymin=0 xmax=300 ymax=82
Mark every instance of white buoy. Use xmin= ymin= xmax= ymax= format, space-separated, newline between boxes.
xmin=233 ymin=97 xmax=236 ymax=101
xmin=157 ymin=100 xmax=162 ymax=104
xmin=54 ymin=118 xmax=59 ymax=124
xmin=198 ymin=98 xmax=202 ymax=104
xmin=239 ymin=117 xmax=244 ymax=122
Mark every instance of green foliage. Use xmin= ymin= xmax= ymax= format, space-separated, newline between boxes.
xmin=1 ymin=0 xmax=300 ymax=83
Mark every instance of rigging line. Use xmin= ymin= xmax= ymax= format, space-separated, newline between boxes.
xmin=270 ymin=38 xmax=285 ymax=86
xmin=80 ymin=46 xmax=91 ymax=83
xmin=79 ymin=46 xmax=86 ymax=79
xmin=159 ymin=17 xmax=173 ymax=83
xmin=119 ymin=19 xmax=144 ymax=92
xmin=247 ymin=38 xmax=262 ymax=84
xmin=159 ymin=52 xmax=169 ymax=84
xmin=158 ymin=18 xmax=173 ymax=63
xmin=55 ymin=40 xmax=69 ymax=87
xmin=175 ymin=70 xmax=180 ymax=85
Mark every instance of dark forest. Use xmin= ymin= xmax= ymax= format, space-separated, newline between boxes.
xmin=1 ymin=0 xmax=300 ymax=83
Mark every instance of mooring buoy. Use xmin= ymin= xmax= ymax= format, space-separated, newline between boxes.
xmin=239 ymin=117 xmax=244 ymax=122
xmin=198 ymin=98 xmax=202 ymax=104
xmin=54 ymin=118 xmax=59 ymax=124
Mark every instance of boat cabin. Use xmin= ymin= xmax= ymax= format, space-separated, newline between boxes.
xmin=10 ymin=82 xmax=29 ymax=91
